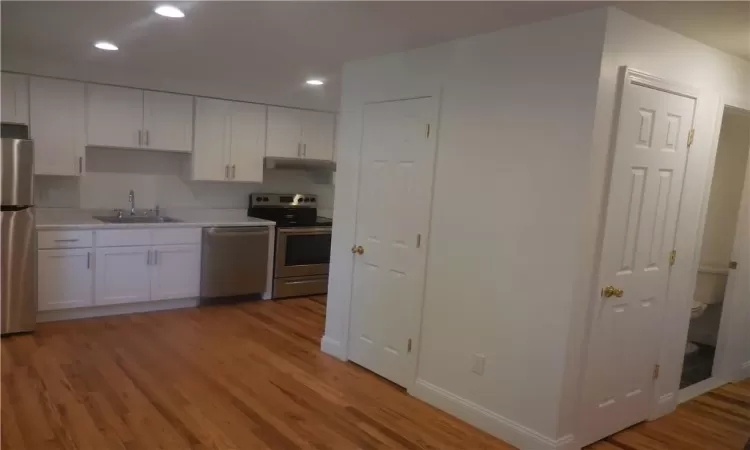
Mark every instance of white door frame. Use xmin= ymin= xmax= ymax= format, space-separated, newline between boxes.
xmin=344 ymin=93 xmax=442 ymax=391
xmin=693 ymin=101 xmax=750 ymax=390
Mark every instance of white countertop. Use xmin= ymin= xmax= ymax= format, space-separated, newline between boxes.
xmin=36 ymin=208 xmax=275 ymax=230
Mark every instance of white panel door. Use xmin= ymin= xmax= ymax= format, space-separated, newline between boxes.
xmin=266 ymin=106 xmax=302 ymax=158
xmin=229 ymin=102 xmax=266 ymax=182
xmin=348 ymin=97 xmax=437 ymax=387
xmin=1 ymin=72 xmax=29 ymax=125
xmin=580 ymin=79 xmax=696 ymax=445
xmin=193 ymin=97 xmax=231 ymax=181
xmin=95 ymin=247 xmax=151 ymax=305
xmin=30 ymin=77 xmax=86 ymax=176
xmin=150 ymin=245 xmax=200 ymax=301
xmin=86 ymin=84 xmax=144 ymax=148
xmin=301 ymin=110 xmax=335 ymax=161
xmin=143 ymin=91 xmax=194 ymax=152
xmin=38 ymin=249 xmax=94 ymax=311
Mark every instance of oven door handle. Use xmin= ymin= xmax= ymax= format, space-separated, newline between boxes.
xmin=278 ymin=227 xmax=332 ymax=236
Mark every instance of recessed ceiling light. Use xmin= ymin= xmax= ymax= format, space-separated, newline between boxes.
xmin=155 ymin=5 xmax=185 ymax=18
xmin=306 ymin=79 xmax=324 ymax=86
xmin=94 ymin=41 xmax=118 ymax=51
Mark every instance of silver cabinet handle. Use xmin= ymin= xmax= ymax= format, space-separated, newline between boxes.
xmin=147 ymin=249 xmax=151 ymax=265
xmin=78 ymin=156 xmax=83 ymax=173
xmin=303 ymin=143 xmax=307 ymax=157
xmin=138 ymin=130 xmax=143 ymax=146
xmin=54 ymin=238 xmax=79 ymax=242
xmin=231 ymin=164 xmax=236 ymax=179
xmin=145 ymin=130 xmax=149 ymax=146
xmin=225 ymin=165 xmax=229 ymax=179
xmin=154 ymin=250 xmax=158 ymax=265
xmin=297 ymin=142 xmax=301 ymax=157
xmin=87 ymin=252 xmax=91 ymax=269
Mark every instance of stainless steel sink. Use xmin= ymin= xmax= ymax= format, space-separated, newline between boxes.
xmin=93 ymin=215 xmax=182 ymax=224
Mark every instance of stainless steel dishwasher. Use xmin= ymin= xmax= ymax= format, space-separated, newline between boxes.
xmin=201 ymin=227 xmax=269 ymax=299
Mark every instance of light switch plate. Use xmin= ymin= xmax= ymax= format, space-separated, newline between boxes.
xmin=472 ymin=353 xmax=485 ymax=375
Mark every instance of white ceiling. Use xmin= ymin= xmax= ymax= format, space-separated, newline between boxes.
xmin=2 ymin=2 xmax=748 ymax=111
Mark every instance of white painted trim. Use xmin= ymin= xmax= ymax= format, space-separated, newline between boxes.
xmin=37 ymin=297 xmax=199 ymax=322
xmin=321 ymin=335 xmax=346 ymax=361
xmin=651 ymin=392 xmax=677 ymax=419
xmin=411 ymin=379 xmax=577 ymax=450
xmin=626 ymin=68 xmax=700 ymax=99
xmin=678 ymin=377 xmax=727 ymax=403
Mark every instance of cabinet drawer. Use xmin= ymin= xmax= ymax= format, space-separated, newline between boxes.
xmin=151 ymin=228 xmax=201 ymax=245
xmin=38 ymin=230 xmax=93 ymax=249
xmin=95 ymin=229 xmax=151 ymax=247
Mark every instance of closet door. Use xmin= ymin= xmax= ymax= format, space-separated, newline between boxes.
xmin=30 ymin=77 xmax=86 ymax=176
xmin=193 ymin=97 xmax=231 ymax=181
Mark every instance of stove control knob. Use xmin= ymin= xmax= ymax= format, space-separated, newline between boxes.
xmin=263 ymin=197 xmax=269 ymax=201
xmin=256 ymin=196 xmax=262 ymax=202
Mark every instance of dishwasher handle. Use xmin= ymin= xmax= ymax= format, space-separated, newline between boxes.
xmin=205 ymin=227 xmax=269 ymax=238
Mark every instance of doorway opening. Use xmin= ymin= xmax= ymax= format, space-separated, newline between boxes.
xmin=680 ymin=107 xmax=750 ymax=392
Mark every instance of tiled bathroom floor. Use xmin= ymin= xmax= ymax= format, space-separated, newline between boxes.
xmin=680 ymin=342 xmax=716 ymax=389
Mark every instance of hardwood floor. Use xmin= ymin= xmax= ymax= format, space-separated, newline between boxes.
xmin=1 ymin=297 xmax=509 ymax=450
xmin=1 ymin=296 xmax=748 ymax=449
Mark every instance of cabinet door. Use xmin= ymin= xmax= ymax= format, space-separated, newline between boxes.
xmin=229 ymin=102 xmax=265 ymax=182
xmin=193 ymin=97 xmax=231 ymax=181
xmin=30 ymin=77 xmax=86 ymax=176
xmin=150 ymin=245 xmax=200 ymax=301
xmin=38 ymin=249 xmax=94 ymax=311
xmin=86 ymin=84 xmax=143 ymax=148
xmin=301 ymin=110 xmax=335 ymax=161
xmin=143 ymin=91 xmax=194 ymax=152
xmin=95 ymin=247 xmax=151 ymax=305
xmin=1 ymin=73 xmax=29 ymax=125
xmin=266 ymin=106 xmax=302 ymax=158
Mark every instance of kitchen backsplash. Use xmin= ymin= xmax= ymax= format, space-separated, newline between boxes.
xmin=35 ymin=147 xmax=335 ymax=214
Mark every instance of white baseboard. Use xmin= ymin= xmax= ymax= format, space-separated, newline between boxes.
xmin=741 ymin=361 xmax=750 ymax=379
xmin=411 ymin=379 xmax=576 ymax=450
xmin=37 ymin=298 xmax=200 ymax=323
xmin=650 ymin=392 xmax=677 ymax=419
xmin=321 ymin=335 xmax=347 ymax=360
xmin=678 ymin=377 xmax=727 ymax=404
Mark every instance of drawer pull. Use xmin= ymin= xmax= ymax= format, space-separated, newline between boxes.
xmin=54 ymin=239 xmax=80 ymax=242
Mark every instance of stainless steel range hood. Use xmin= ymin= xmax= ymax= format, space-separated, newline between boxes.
xmin=264 ymin=157 xmax=336 ymax=171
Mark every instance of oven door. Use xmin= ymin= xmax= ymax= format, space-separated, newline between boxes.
xmin=275 ymin=227 xmax=332 ymax=278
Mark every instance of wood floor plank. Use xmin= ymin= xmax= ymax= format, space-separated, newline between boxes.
xmin=3 ymin=296 xmax=749 ymax=449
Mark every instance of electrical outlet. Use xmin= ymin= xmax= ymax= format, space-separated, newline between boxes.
xmin=471 ymin=353 xmax=485 ymax=375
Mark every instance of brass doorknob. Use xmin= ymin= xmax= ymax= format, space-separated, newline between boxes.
xmin=601 ymin=286 xmax=624 ymax=298
xmin=356 ymin=246 xmax=364 ymax=255
xmin=351 ymin=245 xmax=357 ymax=254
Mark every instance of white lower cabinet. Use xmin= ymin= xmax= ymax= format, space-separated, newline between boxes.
xmin=95 ymin=247 xmax=152 ymax=305
xmin=38 ymin=249 xmax=94 ymax=311
xmin=94 ymin=244 xmax=200 ymax=306
xmin=150 ymin=245 xmax=201 ymax=301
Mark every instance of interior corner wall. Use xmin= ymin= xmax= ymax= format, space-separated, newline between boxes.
xmin=324 ymin=8 xmax=608 ymax=448
xmin=558 ymin=6 xmax=750 ymax=443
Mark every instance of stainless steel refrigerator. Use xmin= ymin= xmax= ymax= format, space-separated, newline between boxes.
xmin=0 ymin=123 xmax=36 ymax=335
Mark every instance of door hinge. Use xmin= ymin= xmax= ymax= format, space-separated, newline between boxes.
xmin=653 ymin=364 xmax=660 ymax=380
xmin=687 ymin=129 xmax=695 ymax=148
xmin=426 ymin=123 xmax=430 ymax=139
xmin=669 ymin=250 xmax=677 ymax=266
xmin=407 ymin=339 xmax=412 ymax=353
xmin=729 ymin=261 xmax=738 ymax=269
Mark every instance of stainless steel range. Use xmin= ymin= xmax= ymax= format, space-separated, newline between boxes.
xmin=249 ymin=193 xmax=332 ymax=298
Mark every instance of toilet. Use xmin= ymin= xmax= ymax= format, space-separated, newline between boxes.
xmin=686 ymin=266 xmax=728 ymax=354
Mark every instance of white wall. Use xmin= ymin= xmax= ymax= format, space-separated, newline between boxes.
xmin=35 ymin=147 xmax=334 ymax=214
xmin=559 ymin=6 xmax=750 ymax=444
xmin=325 ymin=9 xmax=608 ymax=449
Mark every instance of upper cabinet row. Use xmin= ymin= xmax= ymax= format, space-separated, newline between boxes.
xmin=0 ymin=73 xmax=336 ymax=180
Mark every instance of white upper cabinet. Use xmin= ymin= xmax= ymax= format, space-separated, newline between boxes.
xmin=86 ymin=84 xmax=193 ymax=152
xmin=193 ymin=97 xmax=230 ymax=181
xmin=143 ymin=91 xmax=193 ymax=152
xmin=229 ymin=101 xmax=266 ymax=182
xmin=266 ymin=106 xmax=334 ymax=160
xmin=1 ymin=73 xmax=29 ymax=125
xmin=193 ymin=97 xmax=265 ymax=182
xmin=301 ymin=110 xmax=335 ymax=161
xmin=266 ymin=106 xmax=303 ymax=158
xmin=30 ymin=77 xmax=86 ymax=176
xmin=87 ymin=84 xmax=143 ymax=148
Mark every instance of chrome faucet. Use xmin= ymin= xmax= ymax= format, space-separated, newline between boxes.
xmin=128 ymin=190 xmax=135 ymax=216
